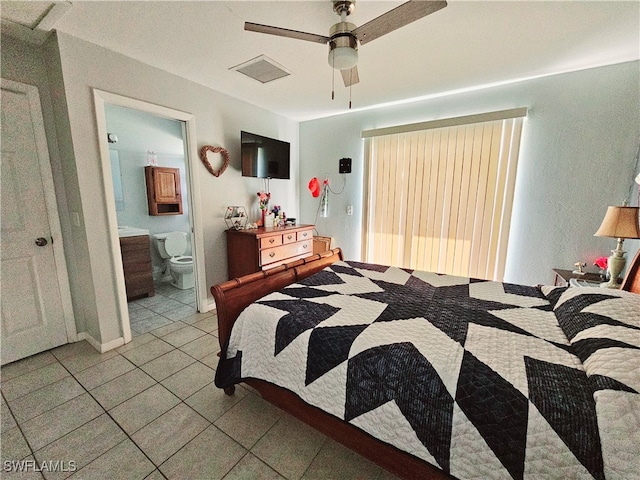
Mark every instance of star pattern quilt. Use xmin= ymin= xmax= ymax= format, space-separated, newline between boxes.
xmin=215 ymin=261 xmax=640 ymax=480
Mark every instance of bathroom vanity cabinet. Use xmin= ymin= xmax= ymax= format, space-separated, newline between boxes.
xmin=120 ymin=235 xmax=155 ymax=300
xmin=145 ymin=166 xmax=183 ymax=215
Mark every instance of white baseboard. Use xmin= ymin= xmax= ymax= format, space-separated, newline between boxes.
xmin=77 ymin=332 xmax=125 ymax=353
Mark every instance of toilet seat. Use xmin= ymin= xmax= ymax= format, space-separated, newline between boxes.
xmin=163 ymin=232 xmax=188 ymax=257
xmin=170 ymin=255 xmax=192 ymax=265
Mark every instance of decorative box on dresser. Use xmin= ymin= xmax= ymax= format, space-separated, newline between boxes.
xmin=226 ymin=225 xmax=314 ymax=279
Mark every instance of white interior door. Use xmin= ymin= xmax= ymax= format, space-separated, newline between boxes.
xmin=1 ymin=79 xmax=73 ymax=365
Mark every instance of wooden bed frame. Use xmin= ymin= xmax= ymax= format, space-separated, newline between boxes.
xmin=211 ymin=247 xmax=640 ymax=480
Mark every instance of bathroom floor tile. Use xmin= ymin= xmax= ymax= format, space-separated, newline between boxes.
xmin=131 ymin=403 xmax=209 ymax=465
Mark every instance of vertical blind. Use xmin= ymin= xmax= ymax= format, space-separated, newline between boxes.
xmin=362 ymin=109 xmax=525 ymax=281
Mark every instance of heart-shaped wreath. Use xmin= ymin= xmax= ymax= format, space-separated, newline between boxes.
xmin=200 ymin=145 xmax=230 ymax=177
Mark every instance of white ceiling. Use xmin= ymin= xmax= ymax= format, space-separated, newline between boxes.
xmin=4 ymin=1 xmax=639 ymax=121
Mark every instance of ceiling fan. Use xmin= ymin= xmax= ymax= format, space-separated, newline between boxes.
xmin=245 ymin=0 xmax=447 ymax=90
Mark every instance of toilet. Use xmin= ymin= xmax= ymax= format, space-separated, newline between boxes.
xmin=152 ymin=232 xmax=194 ymax=289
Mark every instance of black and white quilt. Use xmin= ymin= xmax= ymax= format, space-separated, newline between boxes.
xmin=215 ymin=261 xmax=640 ymax=480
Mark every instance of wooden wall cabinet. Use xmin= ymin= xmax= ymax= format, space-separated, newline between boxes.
xmin=145 ymin=166 xmax=183 ymax=215
xmin=226 ymin=225 xmax=314 ymax=279
xmin=120 ymin=235 xmax=155 ymax=300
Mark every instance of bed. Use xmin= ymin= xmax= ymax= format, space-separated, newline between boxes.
xmin=212 ymin=248 xmax=640 ymax=480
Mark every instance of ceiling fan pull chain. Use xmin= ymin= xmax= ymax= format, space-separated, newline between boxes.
xmin=331 ymin=54 xmax=335 ymax=100
xmin=349 ymin=70 xmax=352 ymax=109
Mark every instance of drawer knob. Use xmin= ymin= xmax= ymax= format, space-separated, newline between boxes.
xmin=287 ymin=235 xmax=292 ymax=240
xmin=269 ymin=252 xmax=276 ymax=258
xmin=269 ymin=238 xmax=275 ymax=244
xmin=303 ymin=244 xmax=308 ymax=249
xmin=302 ymin=232 xmax=308 ymax=237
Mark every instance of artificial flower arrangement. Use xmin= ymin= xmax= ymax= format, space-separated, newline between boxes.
xmin=594 ymin=256 xmax=609 ymax=279
xmin=257 ymin=191 xmax=271 ymax=210
xmin=594 ymin=256 xmax=608 ymax=270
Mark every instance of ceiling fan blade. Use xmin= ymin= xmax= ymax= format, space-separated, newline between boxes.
xmin=341 ymin=66 xmax=360 ymax=87
xmin=245 ymin=22 xmax=330 ymax=45
xmin=352 ymin=0 xmax=447 ymax=46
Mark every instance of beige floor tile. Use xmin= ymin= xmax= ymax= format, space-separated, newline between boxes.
xmin=90 ymin=368 xmax=156 ymax=410
xmin=1 ymin=427 xmax=32 ymax=462
xmin=34 ymin=414 xmax=126 ymax=480
xmin=131 ymin=403 xmax=209 ymax=465
xmin=73 ymin=355 xmax=135 ymax=390
xmin=120 ymin=339 xmax=174 ymax=366
xmin=50 ymin=341 xmax=96 ymax=361
xmin=130 ymin=315 xmax=174 ymax=335
xmin=109 ymin=384 xmax=180 ymax=435
xmin=180 ymin=311 xmax=216 ymax=326
xmin=252 ymin=415 xmax=326 ymax=480
xmin=214 ymin=394 xmax=283 ymax=449
xmin=223 ymin=453 xmax=287 ymax=480
xmin=160 ymin=325 xmax=206 ymax=348
xmin=143 ymin=470 xmax=165 ymax=480
xmin=184 ymin=382 xmax=248 ymax=423
xmin=140 ymin=349 xmax=195 ymax=381
xmin=199 ymin=352 xmax=219 ymax=370
xmin=301 ymin=438 xmax=384 ymax=480
xmin=115 ymin=333 xmax=156 ymax=354
xmin=159 ymin=425 xmax=246 ymax=480
xmin=1 ymin=352 xmax=58 ymax=382
xmin=1 ymin=397 xmax=18 ymax=433
xmin=160 ymin=362 xmax=214 ymax=399
xmin=1 ymin=363 xmax=70 ymax=401
xmin=190 ymin=315 xmax=218 ymax=333
xmin=162 ymin=305 xmax=198 ymax=322
xmin=58 ymin=347 xmax=118 ymax=375
xmin=71 ymin=439 xmax=155 ymax=480
xmin=20 ymin=393 xmax=103 ymax=451
xmin=148 ymin=321 xmax=186 ymax=338
xmin=178 ymin=334 xmax=218 ymax=360
xmin=1 ymin=455 xmax=45 ymax=479
xmin=7 ymin=377 xmax=85 ymax=423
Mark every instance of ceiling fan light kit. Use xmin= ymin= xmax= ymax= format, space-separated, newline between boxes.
xmin=244 ymin=0 xmax=447 ymax=107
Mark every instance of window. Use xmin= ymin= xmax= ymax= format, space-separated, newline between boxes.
xmin=362 ymin=108 xmax=526 ymax=281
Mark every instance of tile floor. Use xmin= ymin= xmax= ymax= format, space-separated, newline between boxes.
xmin=1 ymin=284 xmax=400 ymax=480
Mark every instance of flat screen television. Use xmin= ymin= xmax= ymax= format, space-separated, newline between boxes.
xmin=241 ymin=131 xmax=290 ymax=179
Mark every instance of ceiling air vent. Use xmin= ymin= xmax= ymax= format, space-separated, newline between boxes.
xmin=230 ymin=55 xmax=291 ymax=84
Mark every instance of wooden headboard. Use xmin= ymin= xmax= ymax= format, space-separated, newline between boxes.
xmin=621 ymin=248 xmax=640 ymax=294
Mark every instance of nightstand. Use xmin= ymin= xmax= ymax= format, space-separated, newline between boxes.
xmin=552 ymin=269 xmax=603 ymax=287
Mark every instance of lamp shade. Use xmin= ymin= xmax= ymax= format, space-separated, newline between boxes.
xmin=594 ymin=206 xmax=640 ymax=239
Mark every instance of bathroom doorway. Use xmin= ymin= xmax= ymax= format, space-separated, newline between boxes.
xmin=93 ymin=90 xmax=205 ymax=343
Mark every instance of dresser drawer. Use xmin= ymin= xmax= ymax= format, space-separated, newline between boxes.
xmin=260 ymin=235 xmax=282 ymax=249
xmin=261 ymin=239 xmax=312 ymax=267
xmin=297 ymin=230 xmax=312 ymax=242
xmin=282 ymin=232 xmax=297 ymax=244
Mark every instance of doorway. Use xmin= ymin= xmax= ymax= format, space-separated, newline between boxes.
xmin=93 ymin=90 xmax=205 ymax=343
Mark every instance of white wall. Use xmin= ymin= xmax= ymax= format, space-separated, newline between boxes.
xmin=21 ymin=31 xmax=299 ymax=346
xmin=300 ymin=61 xmax=640 ymax=286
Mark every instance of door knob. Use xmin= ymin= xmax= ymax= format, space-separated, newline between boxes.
xmin=35 ymin=237 xmax=48 ymax=247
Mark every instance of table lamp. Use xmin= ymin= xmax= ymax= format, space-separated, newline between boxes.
xmin=594 ymin=205 xmax=640 ymax=288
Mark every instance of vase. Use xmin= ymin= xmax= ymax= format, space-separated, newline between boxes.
xmin=261 ymin=209 xmax=266 ymax=226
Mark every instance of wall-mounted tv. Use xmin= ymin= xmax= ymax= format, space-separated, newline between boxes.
xmin=241 ymin=131 xmax=290 ymax=179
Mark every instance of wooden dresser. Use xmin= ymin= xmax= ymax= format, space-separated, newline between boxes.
xmin=226 ymin=225 xmax=314 ymax=279
xmin=120 ymin=235 xmax=155 ymax=300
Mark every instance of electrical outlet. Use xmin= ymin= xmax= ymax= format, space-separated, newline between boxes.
xmin=347 ymin=205 xmax=353 ymax=215
xmin=339 ymin=158 xmax=352 ymax=174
